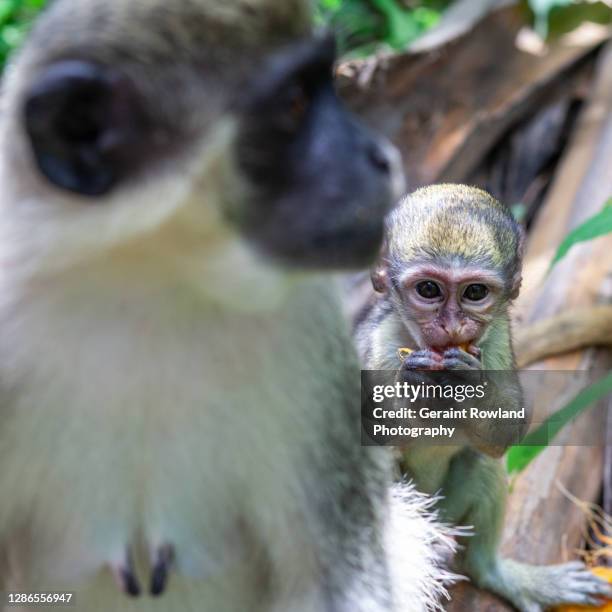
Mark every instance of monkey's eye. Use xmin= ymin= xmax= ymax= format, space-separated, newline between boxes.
xmin=463 ymin=284 xmax=489 ymax=301
xmin=415 ymin=281 xmax=442 ymax=300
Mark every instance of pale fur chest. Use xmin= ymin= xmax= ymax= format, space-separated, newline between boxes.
xmin=0 ymin=271 xmax=346 ymax=591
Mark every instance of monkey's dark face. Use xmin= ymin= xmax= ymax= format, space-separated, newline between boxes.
xmin=11 ymin=29 xmax=402 ymax=281
xmin=390 ymin=264 xmax=505 ymax=349
xmin=233 ymin=36 xmax=403 ymax=269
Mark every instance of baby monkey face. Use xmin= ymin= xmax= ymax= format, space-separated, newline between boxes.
xmin=397 ymin=264 xmax=504 ymax=350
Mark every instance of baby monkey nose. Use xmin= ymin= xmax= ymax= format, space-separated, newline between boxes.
xmin=441 ymin=322 xmax=470 ymax=343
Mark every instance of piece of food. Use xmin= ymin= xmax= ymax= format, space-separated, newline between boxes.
xmin=397 ymin=347 xmax=414 ymax=360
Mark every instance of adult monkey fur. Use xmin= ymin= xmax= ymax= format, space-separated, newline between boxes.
xmin=353 ymin=185 xmax=612 ymax=612
xmin=0 ymin=1 xmax=456 ymax=611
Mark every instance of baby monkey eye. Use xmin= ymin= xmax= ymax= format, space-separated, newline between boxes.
xmin=463 ymin=284 xmax=489 ymax=301
xmin=415 ymin=280 xmax=442 ymax=299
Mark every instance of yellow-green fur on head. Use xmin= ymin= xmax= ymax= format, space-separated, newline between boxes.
xmin=387 ymin=184 xmax=522 ymax=280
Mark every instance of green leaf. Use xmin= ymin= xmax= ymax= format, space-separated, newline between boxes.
xmin=316 ymin=0 xmax=446 ymax=56
xmin=549 ymin=198 xmax=612 ymax=270
xmin=548 ymin=2 xmax=612 ymax=39
xmin=370 ymin=0 xmax=440 ymax=49
xmin=528 ymin=0 xmax=572 ymax=38
xmin=320 ymin=0 xmax=342 ymax=9
xmin=0 ymin=0 xmax=48 ymax=70
xmin=506 ymin=443 xmax=546 ymax=474
xmin=507 ymin=372 xmax=612 ymax=474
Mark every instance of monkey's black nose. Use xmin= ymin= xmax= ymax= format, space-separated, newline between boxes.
xmin=367 ymin=143 xmax=391 ymax=175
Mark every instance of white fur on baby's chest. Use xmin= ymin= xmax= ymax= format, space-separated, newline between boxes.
xmin=0 ymin=270 xmax=341 ymax=602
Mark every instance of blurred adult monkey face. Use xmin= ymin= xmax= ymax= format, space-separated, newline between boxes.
xmin=0 ymin=2 xmax=449 ymax=612
xmin=0 ymin=0 xmax=403 ymax=303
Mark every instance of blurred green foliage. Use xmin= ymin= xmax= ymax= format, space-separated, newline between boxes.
xmin=0 ymin=0 xmax=609 ymax=69
xmin=526 ymin=0 xmax=612 ymax=39
xmin=315 ymin=0 xmax=448 ymax=56
xmin=506 ymin=371 xmax=612 ymax=474
xmin=549 ymin=199 xmax=612 ymax=270
xmin=0 ymin=0 xmax=45 ymax=68
xmin=506 ymin=196 xmax=612 ymax=475
xmin=3 ymin=0 xmax=444 ymax=67
xmin=527 ymin=0 xmax=573 ymax=38
xmin=317 ymin=0 xmax=612 ymax=57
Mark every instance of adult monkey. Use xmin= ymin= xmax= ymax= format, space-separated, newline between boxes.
xmin=0 ymin=1 xmax=453 ymax=611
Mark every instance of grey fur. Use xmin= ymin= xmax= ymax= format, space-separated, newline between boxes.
xmin=0 ymin=2 xmax=454 ymax=611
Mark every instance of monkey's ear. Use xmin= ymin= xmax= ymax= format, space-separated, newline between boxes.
xmin=371 ymin=239 xmax=390 ymax=293
xmin=371 ymin=266 xmax=390 ymax=294
xmin=509 ymin=275 xmax=522 ymax=300
xmin=23 ymin=60 xmax=147 ymax=197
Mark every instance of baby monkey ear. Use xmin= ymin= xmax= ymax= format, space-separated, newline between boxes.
xmin=371 ymin=266 xmax=390 ymax=294
xmin=510 ymin=272 xmax=522 ymax=300
xmin=23 ymin=60 xmax=147 ymax=197
xmin=371 ymin=240 xmax=391 ymax=294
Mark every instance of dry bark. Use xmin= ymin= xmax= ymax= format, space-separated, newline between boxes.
xmin=338 ymin=6 xmax=610 ymax=191
xmin=445 ymin=40 xmax=612 ymax=611
xmin=515 ymin=306 xmax=612 ymax=368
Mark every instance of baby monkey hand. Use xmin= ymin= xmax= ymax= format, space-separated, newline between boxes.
xmin=399 ymin=346 xmax=481 ymax=371
xmin=400 ymin=348 xmax=444 ymax=371
xmin=441 ymin=346 xmax=482 ymax=371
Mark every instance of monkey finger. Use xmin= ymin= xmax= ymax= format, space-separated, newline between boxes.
xmin=582 ymin=582 xmax=612 ymax=596
xmin=563 ymin=594 xmax=610 ymax=607
xmin=581 ymin=596 xmax=610 ymax=606
xmin=467 ymin=345 xmax=482 ymax=360
xmin=109 ymin=551 xmax=141 ymax=597
xmin=408 ymin=349 xmax=439 ymax=357
xmin=401 ymin=355 xmax=442 ymax=371
xmin=551 ymin=564 xmax=612 ymax=605
xmin=440 ymin=358 xmax=477 ymax=371
xmin=561 ymin=561 xmax=587 ymax=570
xmin=442 ymin=347 xmax=473 ymax=360
xmin=572 ymin=575 xmax=612 ymax=596
xmin=442 ymin=348 xmax=482 ymax=370
xmin=150 ymin=543 xmax=175 ymax=596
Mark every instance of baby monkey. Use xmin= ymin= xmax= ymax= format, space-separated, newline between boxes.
xmin=354 ymin=184 xmax=612 ymax=612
